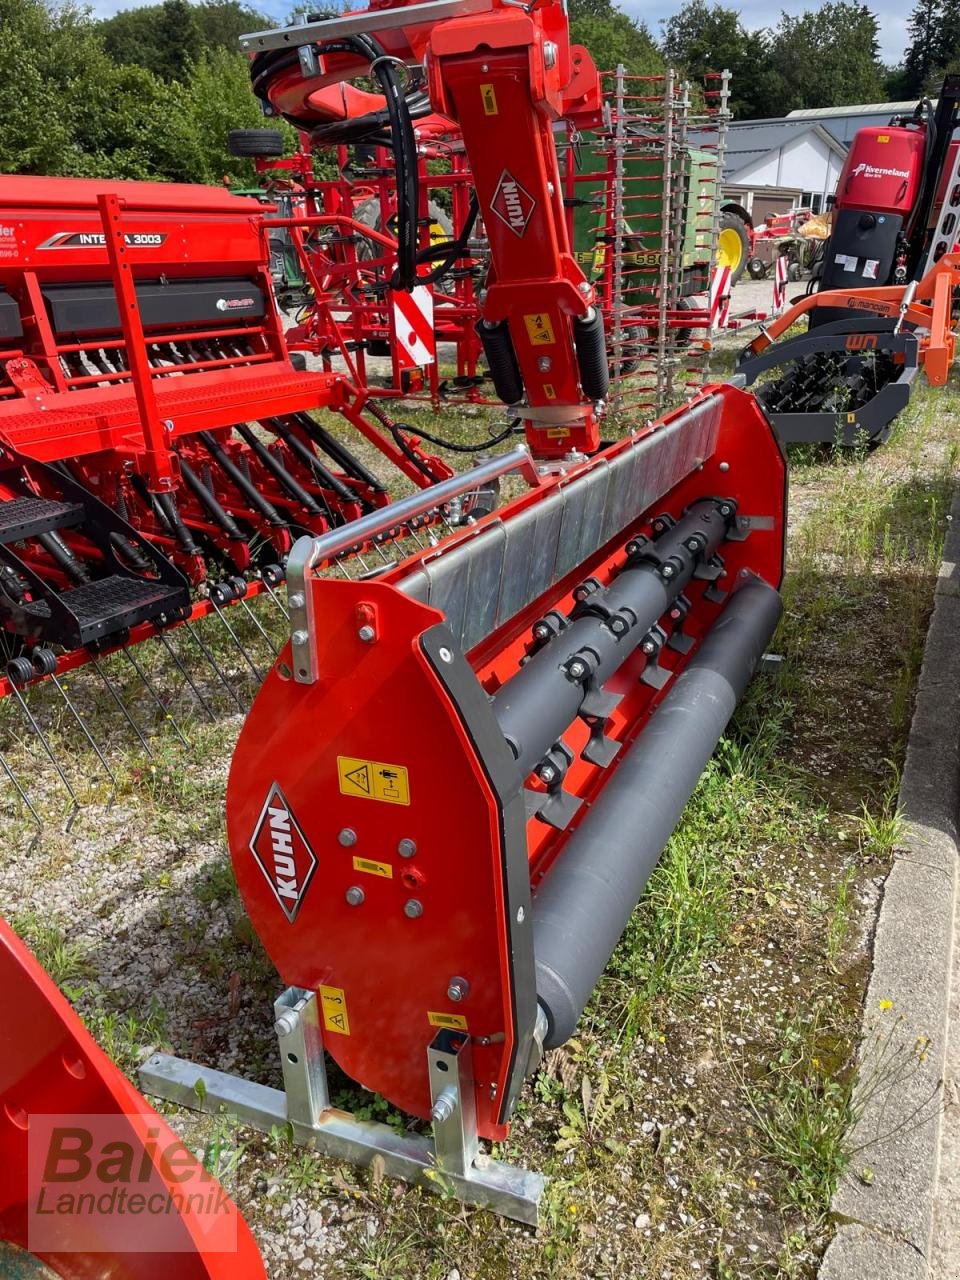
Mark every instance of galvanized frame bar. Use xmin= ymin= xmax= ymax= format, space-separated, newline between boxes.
xmin=140 ymin=988 xmax=543 ymax=1224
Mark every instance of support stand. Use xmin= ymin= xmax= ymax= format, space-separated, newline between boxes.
xmin=140 ymin=987 xmax=544 ymax=1225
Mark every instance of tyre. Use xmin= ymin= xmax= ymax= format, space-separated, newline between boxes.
xmin=717 ymin=211 xmax=751 ymax=285
xmin=227 ymin=129 xmax=285 ymax=158
xmin=787 ymin=260 xmax=802 ymax=282
xmin=747 ymin=256 xmax=767 ymax=280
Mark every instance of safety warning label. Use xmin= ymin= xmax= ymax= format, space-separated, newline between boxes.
xmin=337 ymin=755 xmax=410 ymax=805
xmin=352 ymin=856 xmax=393 ymax=879
xmin=428 ymin=1011 xmax=468 ymax=1030
xmin=319 ymin=985 xmax=350 ymax=1035
xmin=480 ymin=83 xmax=498 ymax=115
xmin=524 ymin=312 xmax=555 ymax=345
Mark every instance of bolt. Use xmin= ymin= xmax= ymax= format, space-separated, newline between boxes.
xmin=567 ymin=659 xmax=588 ymax=680
xmin=642 ymin=640 xmax=656 ymax=654
xmin=578 ymin=281 xmax=591 ymax=294
xmin=345 ymin=886 xmax=365 ymax=906
xmin=357 ymin=624 xmax=375 ymax=643
xmin=338 ymin=827 xmax=357 ymax=847
xmin=661 ymin=564 xmax=675 ymax=579
xmin=546 ymin=181 xmax=555 ymax=196
xmin=537 ymin=355 xmax=552 ymax=372
xmin=539 ymin=764 xmax=557 ymax=784
xmin=404 ymin=898 xmax=424 ymax=919
xmin=398 ymin=837 xmax=417 ymax=858
xmin=447 ymin=976 xmax=470 ymax=1002
xmin=543 ymin=39 xmax=557 ymax=69
xmin=533 ymin=622 xmax=550 ymax=641
xmin=431 ymin=1086 xmax=458 ymax=1124
xmin=481 ymin=63 xmax=489 ymax=72
xmin=274 ymin=1011 xmax=298 ymax=1037
xmin=438 ymin=646 xmax=453 ymax=664
xmin=719 ymin=461 xmax=730 ymax=473
xmin=292 ymin=629 xmax=309 ymax=646
xmin=288 ymin=592 xmax=305 ymax=609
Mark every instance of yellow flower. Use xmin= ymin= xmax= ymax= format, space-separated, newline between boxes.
xmin=879 ymin=999 xmax=893 ymax=1011
xmin=568 ymin=1204 xmax=577 ymax=1216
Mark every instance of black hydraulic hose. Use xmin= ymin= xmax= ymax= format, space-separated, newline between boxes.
xmin=268 ymin=419 xmax=360 ymax=508
xmin=233 ymin=423 xmax=325 ymax=517
xmin=532 ymin=577 xmax=783 ymax=1048
xmin=288 ymin=414 xmax=386 ymax=493
xmin=392 ymin=416 xmax=523 ymax=456
xmin=198 ymin=431 xmax=286 ymax=528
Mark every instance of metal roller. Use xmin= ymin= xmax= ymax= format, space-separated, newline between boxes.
xmin=531 ymin=576 xmax=783 ymax=1048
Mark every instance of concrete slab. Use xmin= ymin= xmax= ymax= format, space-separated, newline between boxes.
xmin=818 ymin=493 xmax=960 ymax=1277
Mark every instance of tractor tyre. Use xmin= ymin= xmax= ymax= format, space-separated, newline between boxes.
xmin=747 ymin=256 xmax=767 ymax=280
xmin=717 ymin=211 xmax=751 ymax=285
xmin=227 ymin=129 xmax=286 ymax=158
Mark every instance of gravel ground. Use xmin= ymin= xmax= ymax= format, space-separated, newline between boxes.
xmin=0 ymin=336 xmax=956 ymax=1278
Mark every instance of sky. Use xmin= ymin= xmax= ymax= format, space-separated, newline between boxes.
xmin=84 ymin=0 xmax=911 ymax=73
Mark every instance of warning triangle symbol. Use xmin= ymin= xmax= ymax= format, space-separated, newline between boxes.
xmin=330 ymin=1013 xmax=346 ymax=1031
xmin=346 ymin=764 xmax=371 ymax=794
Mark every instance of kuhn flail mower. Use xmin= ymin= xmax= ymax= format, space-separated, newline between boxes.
xmin=0 ymin=174 xmax=473 ymax=818
xmin=738 ymin=75 xmax=960 ymax=445
xmin=143 ymin=0 xmax=786 ymax=1222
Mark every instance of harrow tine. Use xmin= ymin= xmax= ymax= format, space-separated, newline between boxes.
xmin=49 ymin=672 xmax=118 ymax=795
xmin=237 ymin=598 xmax=280 ymax=659
xmin=5 ymin=677 xmax=79 ymax=810
xmin=259 ymin=577 xmax=289 ymax=620
xmin=0 ymin=749 xmax=42 ymax=832
xmin=120 ymin=649 xmax=189 ymax=747
xmin=90 ymin=657 xmax=155 ymax=757
xmin=182 ymin=622 xmax=246 ymax=712
xmin=208 ymin=599 xmax=264 ymax=683
xmin=155 ymin=632 xmax=217 ymax=723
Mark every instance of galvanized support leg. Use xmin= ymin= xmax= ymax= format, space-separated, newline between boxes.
xmin=140 ymin=987 xmax=544 ymax=1224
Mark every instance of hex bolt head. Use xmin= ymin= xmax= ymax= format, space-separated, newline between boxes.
xmin=719 ymin=461 xmax=730 ymax=472
xmin=292 ymin=629 xmax=310 ymax=646
xmin=539 ymin=765 xmax=557 ymax=784
xmin=338 ymin=828 xmax=357 ymax=847
xmin=404 ymin=898 xmax=424 ymax=919
xmin=397 ymin=838 xmax=417 ymax=858
xmin=274 ymin=1011 xmax=298 ymax=1038
xmin=642 ymin=640 xmax=656 ymax=654
xmin=288 ymin=592 xmax=305 ymax=609
xmin=357 ymin=624 xmax=375 ymax=643
xmin=661 ymin=564 xmax=675 ymax=579
xmin=438 ymin=646 xmax=453 ymax=664
xmin=345 ymin=886 xmax=365 ymax=907
xmin=567 ymin=659 xmax=587 ymax=680
xmin=447 ymin=977 xmax=470 ymax=1002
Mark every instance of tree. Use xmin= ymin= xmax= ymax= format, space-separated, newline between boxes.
xmin=154 ymin=0 xmax=203 ymax=80
xmin=899 ymin=0 xmax=943 ymax=96
xmin=568 ymin=0 xmax=663 ymax=78
xmin=660 ymin=1 xmax=784 ymax=118
xmin=768 ymin=2 xmax=885 ymax=110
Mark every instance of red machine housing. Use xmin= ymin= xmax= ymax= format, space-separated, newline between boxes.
xmin=835 ymin=125 xmax=927 ymax=217
xmin=0 ymin=918 xmax=265 ymax=1276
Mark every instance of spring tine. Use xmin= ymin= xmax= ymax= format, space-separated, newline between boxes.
xmin=121 ymin=649 xmax=189 ymax=747
xmin=208 ymin=599 xmax=264 ymax=682
xmin=90 ymin=657 xmax=155 ymax=756
xmin=259 ymin=577 xmax=289 ymax=620
xmin=333 ymin=555 xmax=354 ymax=580
xmin=182 ymin=622 xmax=245 ymax=711
xmin=49 ymin=673 xmax=118 ymax=791
xmin=6 ymin=681 xmax=78 ymax=805
xmin=156 ymin=632 xmax=217 ymax=722
xmin=0 ymin=749 xmax=42 ymax=831
xmin=237 ymin=597 xmax=280 ymax=658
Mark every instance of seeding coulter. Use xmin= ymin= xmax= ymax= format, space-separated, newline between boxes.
xmin=140 ymin=0 xmax=787 ymax=1224
xmin=738 ymin=74 xmax=960 ymax=445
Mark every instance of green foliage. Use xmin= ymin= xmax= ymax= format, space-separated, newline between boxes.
xmin=100 ymin=0 xmax=266 ymax=79
xmin=768 ymin=2 xmax=886 ymax=110
xmin=568 ymin=0 xmax=663 ymax=77
xmin=661 ymin=0 xmax=784 ymax=118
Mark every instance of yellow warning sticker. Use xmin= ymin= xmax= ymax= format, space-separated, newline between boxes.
xmin=428 ymin=1011 xmax=469 ymax=1030
xmin=480 ymin=83 xmax=498 ymax=115
xmin=546 ymin=426 xmax=571 ymax=439
xmin=847 ymin=412 xmax=856 ymax=423
xmin=337 ymin=755 xmax=410 ymax=806
xmin=877 ymin=134 xmax=890 ymax=143
xmin=319 ymin=985 xmax=350 ymax=1036
xmin=352 ymin=855 xmax=393 ymax=879
xmin=543 ymin=383 xmax=556 ymax=400
xmin=524 ymin=312 xmax=556 ymax=345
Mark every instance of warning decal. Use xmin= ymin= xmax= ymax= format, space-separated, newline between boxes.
xmin=428 ymin=1011 xmax=469 ymax=1030
xmin=319 ymin=985 xmax=350 ymax=1035
xmin=337 ymin=755 xmax=410 ymax=805
xmin=524 ymin=313 xmax=555 ymax=345
xmin=480 ymin=84 xmax=498 ymax=115
xmin=352 ymin=856 xmax=393 ymax=879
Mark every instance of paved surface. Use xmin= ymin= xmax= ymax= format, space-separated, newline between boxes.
xmin=819 ymin=492 xmax=960 ymax=1279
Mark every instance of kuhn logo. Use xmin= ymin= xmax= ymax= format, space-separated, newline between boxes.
xmin=249 ymin=783 xmax=317 ymax=922
xmin=216 ymin=296 xmax=256 ymax=311
xmin=850 ymin=163 xmax=910 ymax=181
xmin=490 ymin=170 xmax=536 ymax=237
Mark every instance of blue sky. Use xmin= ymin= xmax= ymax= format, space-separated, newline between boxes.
xmin=85 ymin=0 xmax=911 ymax=71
